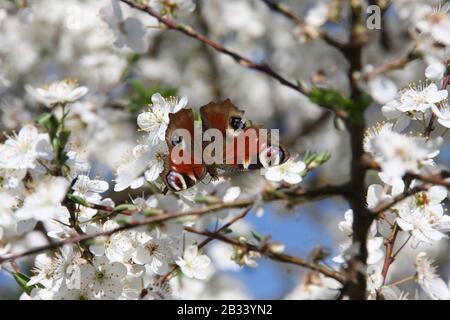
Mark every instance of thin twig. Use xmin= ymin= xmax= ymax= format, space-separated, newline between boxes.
xmin=424 ymin=74 xmax=450 ymax=138
xmin=157 ymin=206 xmax=252 ymax=285
xmin=120 ymin=0 xmax=309 ymax=96
xmin=0 ymin=181 xmax=350 ymax=265
xmin=184 ymin=226 xmax=345 ymax=283
xmin=260 ymin=0 xmax=344 ymax=49
xmin=0 ymin=200 xmax=252 ymax=264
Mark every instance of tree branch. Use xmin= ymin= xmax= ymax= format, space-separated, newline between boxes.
xmin=424 ymin=73 xmax=450 ymax=138
xmin=0 ymin=182 xmax=349 ymax=265
xmin=184 ymin=226 xmax=345 ymax=283
xmin=120 ymin=0 xmax=309 ymax=96
xmin=340 ymin=0 xmax=372 ymax=300
xmin=260 ymin=0 xmax=344 ymax=49
xmin=156 ymin=206 xmax=252 ymax=285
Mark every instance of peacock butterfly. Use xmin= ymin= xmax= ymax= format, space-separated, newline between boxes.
xmin=161 ymin=99 xmax=290 ymax=191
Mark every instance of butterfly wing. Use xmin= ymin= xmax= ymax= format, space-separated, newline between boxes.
xmin=161 ymin=108 xmax=207 ymax=191
xmin=200 ymin=99 xmax=289 ymax=173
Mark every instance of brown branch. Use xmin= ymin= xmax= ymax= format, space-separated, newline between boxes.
xmin=157 ymin=206 xmax=252 ymax=285
xmin=361 ymin=49 xmax=420 ymax=81
xmin=371 ymin=184 xmax=429 ymax=217
xmin=339 ymin=0 xmax=371 ymax=300
xmin=0 ymin=200 xmax=252 ymax=264
xmin=281 ymin=111 xmax=331 ymax=146
xmin=261 ymin=0 xmax=303 ymax=26
xmin=380 ymin=223 xmax=399 ymax=285
xmin=184 ymin=226 xmax=345 ymax=283
xmin=260 ymin=0 xmax=344 ymax=49
xmin=363 ymin=154 xmax=450 ymax=189
xmin=0 ymin=182 xmax=349 ymax=265
xmin=119 ymin=0 xmax=309 ymax=96
xmin=424 ymin=74 xmax=450 ymax=138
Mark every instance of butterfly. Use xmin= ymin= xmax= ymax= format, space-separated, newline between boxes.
xmin=161 ymin=99 xmax=290 ymax=192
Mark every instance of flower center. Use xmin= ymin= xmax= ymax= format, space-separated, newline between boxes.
xmin=145 ymin=242 xmax=159 ymax=255
xmin=415 ymin=193 xmax=429 ymax=207
xmin=96 ymin=271 xmax=105 ymax=280
xmin=428 ymin=12 xmax=447 ymax=24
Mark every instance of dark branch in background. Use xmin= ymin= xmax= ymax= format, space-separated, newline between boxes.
xmin=156 ymin=206 xmax=252 ymax=286
xmin=120 ymin=0 xmax=309 ymax=96
xmin=368 ymin=0 xmax=393 ymax=51
xmin=360 ymin=49 xmax=420 ymax=81
xmin=260 ymin=0 xmax=344 ymax=49
xmin=0 ymin=203 xmax=342 ymax=283
xmin=0 ymin=200 xmax=253 ymax=265
xmin=194 ymin=0 xmax=223 ymax=100
xmin=371 ymin=184 xmax=429 ymax=217
xmin=338 ymin=0 xmax=371 ymax=300
xmin=281 ymin=111 xmax=331 ymax=146
xmin=424 ymin=73 xmax=450 ymax=138
xmin=0 ymin=183 xmax=349 ymax=264
xmin=184 ymin=226 xmax=345 ymax=283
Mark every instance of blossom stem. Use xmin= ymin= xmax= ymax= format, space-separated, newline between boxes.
xmin=392 ymin=234 xmax=412 ymax=259
xmin=385 ymin=274 xmax=416 ymax=288
xmin=381 ymin=223 xmax=400 ymax=285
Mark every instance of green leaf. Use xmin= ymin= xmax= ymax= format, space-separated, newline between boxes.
xmin=308 ymin=88 xmax=372 ymax=123
xmin=112 ymin=204 xmax=137 ymax=213
xmin=51 ymin=137 xmax=60 ymax=153
xmin=222 ymin=228 xmax=233 ymax=234
xmin=251 ymin=231 xmax=264 ymax=242
xmin=143 ymin=208 xmax=163 ymax=217
xmin=308 ymin=88 xmax=352 ymax=111
xmin=38 ymin=113 xmax=59 ymax=138
xmin=67 ymin=194 xmax=90 ymax=207
xmin=128 ymin=81 xmax=177 ymax=114
xmin=194 ymin=195 xmax=220 ymax=204
xmin=13 ymin=272 xmax=43 ymax=295
xmin=129 ymin=79 xmax=147 ymax=101
xmin=59 ymin=129 xmax=71 ymax=147
xmin=37 ymin=112 xmax=52 ymax=125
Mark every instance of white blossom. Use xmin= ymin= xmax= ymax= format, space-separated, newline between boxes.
xmin=415 ymin=252 xmax=450 ymax=300
xmin=398 ymin=82 xmax=447 ymax=113
xmin=176 ymin=245 xmax=211 ymax=280
xmin=15 ymin=177 xmax=70 ymax=222
xmin=0 ymin=125 xmax=53 ymax=170
xmin=264 ymin=158 xmax=305 ymax=184
xmin=100 ymin=0 xmax=149 ymax=53
xmin=132 ymin=229 xmax=175 ymax=274
xmin=26 ymin=79 xmax=88 ymax=107
xmin=431 ymin=101 xmax=450 ymax=128
xmin=396 ymin=186 xmax=450 ymax=244
xmin=137 ymin=93 xmax=187 ymax=144
xmin=416 ymin=3 xmax=450 ymax=46
xmin=72 ymin=175 xmax=109 ymax=204
xmin=82 ymin=256 xmax=127 ymax=299
xmin=367 ymin=124 xmax=441 ymax=181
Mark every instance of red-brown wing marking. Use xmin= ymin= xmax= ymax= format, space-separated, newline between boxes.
xmin=201 ymin=99 xmax=290 ymax=172
xmin=161 ymin=109 xmax=207 ymax=191
xmin=200 ymin=99 xmax=244 ymax=134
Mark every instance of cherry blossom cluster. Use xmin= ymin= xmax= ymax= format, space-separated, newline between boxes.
xmin=2 ymin=0 xmax=450 ymax=301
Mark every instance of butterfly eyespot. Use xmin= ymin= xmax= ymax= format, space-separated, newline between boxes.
xmin=259 ymin=146 xmax=286 ymax=168
xmin=171 ymin=134 xmax=183 ymax=146
xmin=166 ymin=171 xmax=188 ymax=191
xmin=230 ymin=117 xmax=246 ymax=130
